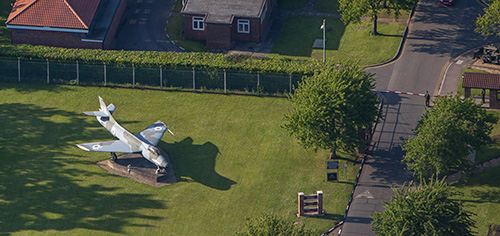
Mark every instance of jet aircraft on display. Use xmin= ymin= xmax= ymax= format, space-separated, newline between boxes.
xmin=76 ymin=96 xmax=174 ymax=174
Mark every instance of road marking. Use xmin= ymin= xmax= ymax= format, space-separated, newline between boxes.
xmin=143 ymin=9 xmax=151 ymax=14
xmin=354 ymin=190 xmax=374 ymax=199
xmin=145 ymin=39 xmax=151 ymax=42
xmin=139 ymin=21 xmax=146 ymax=24
xmin=136 ymin=0 xmax=143 ymax=3
xmin=456 ymin=60 xmax=463 ymax=65
xmin=133 ymin=9 xmax=140 ymax=14
xmin=129 ymin=19 xmax=137 ymax=24
xmin=156 ymin=40 xmax=169 ymax=43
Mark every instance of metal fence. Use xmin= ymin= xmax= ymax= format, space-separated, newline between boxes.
xmin=0 ymin=58 xmax=304 ymax=95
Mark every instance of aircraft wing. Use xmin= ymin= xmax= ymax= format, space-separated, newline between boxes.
xmin=76 ymin=140 xmax=138 ymax=153
xmin=135 ymin=121 xmax=169 ymax=146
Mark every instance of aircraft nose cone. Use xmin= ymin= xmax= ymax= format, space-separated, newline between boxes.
xmin=158 ymin=155 xmax=168 ymax=168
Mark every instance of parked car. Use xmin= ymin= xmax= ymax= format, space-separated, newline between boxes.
xmin=439 ymin=0 xmax=455 ymax=5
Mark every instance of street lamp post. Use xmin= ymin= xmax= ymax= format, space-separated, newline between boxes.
xmin=321 ymin=19 xmax=326 ymax=63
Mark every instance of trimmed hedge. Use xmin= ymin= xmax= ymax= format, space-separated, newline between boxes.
xmin=0 ymin=44 xmax=328 ymax=75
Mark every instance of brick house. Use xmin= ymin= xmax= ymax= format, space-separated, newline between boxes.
xmin=6 ymin=0 xmax=126 ymax=49
xmin=181 ymin=0 xmax=273 ymax=50
xmin=462 ymin=72 xmax=500 ymax=109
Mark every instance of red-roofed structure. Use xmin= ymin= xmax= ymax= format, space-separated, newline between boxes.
xmin=6 ymin=0 xmax=126 ymax=49
xmin=462 ymin=72 xmax=500 ymax=108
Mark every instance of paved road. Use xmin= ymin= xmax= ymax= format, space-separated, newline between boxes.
xmin=112 ymin=0 xmax=182 ymax=52
xmin=340 ymin=0 xmax=492 ymax=235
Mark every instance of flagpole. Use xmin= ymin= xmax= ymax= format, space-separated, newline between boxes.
xmin=322 ymin=19 xmax=326 ymax=63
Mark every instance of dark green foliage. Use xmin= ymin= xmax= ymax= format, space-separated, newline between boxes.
xmin=475 ymin=0 xmax=500 ymax=37
xmin=0 ymin=44 xmax=327 ymax=75
xmin=372 ymin=178 xmax=476 ymax=236
xmin=283 ymin=65 xmax=379 ymax=155
xmin=338 ymin=0 xmax=414 ymax=35
xmin=403 ymin=96 xmax=498 ymax=178
xmin=236 ymin=214 xmax=316 ymax=236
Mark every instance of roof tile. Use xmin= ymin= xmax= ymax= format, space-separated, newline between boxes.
xmin=7 ymin=0 xmax=101 ymax=30
xmin=462 ymin=72 xmax=500 ymax=90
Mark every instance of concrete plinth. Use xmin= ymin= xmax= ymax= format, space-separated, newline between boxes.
xmin=97 ymin=149 xmax=177 ymax=187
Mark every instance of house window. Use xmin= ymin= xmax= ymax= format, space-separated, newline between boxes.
xmin=192 ymin=17 xmax=204 ymax=31
xmin=497 ymin=90 xmax=500 ymax=101
xmin=238 ymin=20 xmax=250 ymax=33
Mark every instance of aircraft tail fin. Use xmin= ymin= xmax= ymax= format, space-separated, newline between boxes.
xmin=83 ymin=96 xmax=113 ymax=117
xmin=98 ymin=96 xmax=112 ymax=117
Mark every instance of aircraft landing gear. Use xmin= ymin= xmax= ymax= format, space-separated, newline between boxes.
xmin=110 ymin=152 xmax=117 ymax=162
xmin=155 ymin=167 xmax=166 ymax=174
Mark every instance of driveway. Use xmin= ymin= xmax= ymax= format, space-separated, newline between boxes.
xmin=112 ymin=0 xmax=183 ymax=52
xmin=340 ymin=0 xmax=493 ymax=235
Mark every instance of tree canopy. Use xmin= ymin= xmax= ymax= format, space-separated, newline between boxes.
xmin=402 ymin=95 xmax=498 ymax=178
xmin=283 ymin=65 xmax=379 ymax=157
xmin=475 ymin=0 xmax=500 ymax=37
xmin=338 ymin=0 xmax=415 ymax=35
xmin=236 ymin=214 xmax=316 ymax=236
xmin=372 ymin=178 xmax=475 ymax=236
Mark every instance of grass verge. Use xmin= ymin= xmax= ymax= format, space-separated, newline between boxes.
xmin=166 ymin=13 xmax=207 ymax=52
xmin=271 ymin=16 xmax=406 ymax=65
xmin=0 ymin=82 xmax=357 ymax=235
xmin=453 ymin=165 xmax=500 ymax=236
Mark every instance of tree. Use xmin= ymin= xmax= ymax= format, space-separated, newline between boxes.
xmin=236 ymin=214 xmax=316 ymax=236
xmin=283 ymin=65 xmax=379 ymax=158
xmin=372 ymin=178 xmax=475 ymax=236
xmin=402 ymin=95 xmax=498 ymax=179
xmin=338 ymin=0 xmax=415 ymax=35
xmin=475 ymin=0 xmax=500 ymax=37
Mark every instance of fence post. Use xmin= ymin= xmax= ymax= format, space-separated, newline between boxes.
xmin=289 ymin=75 xmax=292 ymax=93
xmin=317 ymin=191 xmax=324 ymax=215
xmin=17 ymin=57 xmax=20 ymax=82
xmin=224 ymin=69 xmax=227 ymax=94
xmin=76 ymin=60 xmax=79 ymax=86
xmin=132 ymin=64 xmax=135 ymax=88
xmin=297 ymin=192 xmax=304 ymax=217
xmin=192 ymin=67 xmax=195 ymax=92
xmin=257 ymin=71 xmax=260 ymax=87
xmin=160 ymin=65 xmax=163 ymax=89
xmin=46 ymin=59 xmax=49 ymax=84
xmin=104 ymin=62 xmax=107 ymax=86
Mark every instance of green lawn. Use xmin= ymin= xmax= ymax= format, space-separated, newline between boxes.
xmin=271 ymin=16 xmax=406 ymax=65
xmin=453 ymin=165 xmax=500 ymax=236
xmin=0 ymin=82 xmax=358 ymax=235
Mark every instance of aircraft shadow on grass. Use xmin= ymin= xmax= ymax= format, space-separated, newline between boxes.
xmin=0 ymin=103 xmax=164 ymax=234
xmin=162 ymin=137 xmax=236 ymax=190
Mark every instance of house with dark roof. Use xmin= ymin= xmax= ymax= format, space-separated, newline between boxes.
xmin=6 ymin=0 xmax=126 ymax=49
xmin=181 ymin=0 xmax=273 ymax=50
xmin=462 ymin=72 xmax=500 ymax=108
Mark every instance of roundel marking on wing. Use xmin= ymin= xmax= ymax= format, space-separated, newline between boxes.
xmin=92 ymin=144 xmax=102 ymax=150
xmin=154 ymin=126 xmax=164 ymax=131
xmin=111 ymin=127 xmax=116 ymax=135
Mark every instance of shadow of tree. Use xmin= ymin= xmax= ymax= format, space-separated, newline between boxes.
xmin=407 ymin=0 xmax=497 ymax=57
xmin=0 ymin=103 xmax=165 ymax=234
xmin=162 ymin=137 xmax=236 ymax=190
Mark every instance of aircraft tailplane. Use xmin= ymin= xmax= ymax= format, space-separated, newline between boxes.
xmin=83 ymin=97 xmax=114 ymax=117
